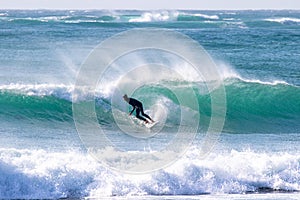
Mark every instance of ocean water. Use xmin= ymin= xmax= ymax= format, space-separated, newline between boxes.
xmin=0 ymin=10 xmax=300 ymax=199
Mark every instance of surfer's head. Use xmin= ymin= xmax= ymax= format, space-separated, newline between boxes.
xmin=123 ymin=94 xmax=129 ymax=102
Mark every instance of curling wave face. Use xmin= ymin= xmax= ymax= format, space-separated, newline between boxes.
xmin=0 ymin=75 xmax=299 ymax=134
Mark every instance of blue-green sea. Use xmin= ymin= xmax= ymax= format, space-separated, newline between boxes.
xmin=0 ymin=10 xmax=299 ymax=199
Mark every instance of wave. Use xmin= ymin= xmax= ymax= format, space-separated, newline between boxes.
xmin=1 ymin=10 xmax=220 ymax=23
xmin=2 ymin=15 xmax=116 ymax=24
xmin=0 ymin=148 xmax=96 ymax=199
xmin=0 ymin=12 xmax=8 ymax=16
xmin=128 ymin=11 xmax=179 ymax=22
xmin=124 ymin=11 xmax=220 ymax=23
xmin=177 ymin=12 xmax=219 ymax=21
xmin=0 ymin=61 xmax=298 ymax=132
xmin=0 ymin=148 xmax=299 ymax=198
xmin=264 ymin=17 xmax=300 ymax=24
xmin=223 ymin=78 xmax=300 ymax=133
xmin=0 ymin=84 xmax=73 ymax=122
xmin=0 ymin=76 xmax=299 ymax=133
xmin=0 ymin=83 xmax=74 ymax=100
xmin=2 ymin=10 xmax=299 ymax=28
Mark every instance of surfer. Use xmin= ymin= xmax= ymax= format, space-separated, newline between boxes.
xmin=123 ymin=94 xmax=155 ymax=124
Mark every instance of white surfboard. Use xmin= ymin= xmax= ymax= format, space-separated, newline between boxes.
xmin=131 ymin=115 xmax=158 ymax=129
xmin=144 ymin=121 xmax=159 ymax=129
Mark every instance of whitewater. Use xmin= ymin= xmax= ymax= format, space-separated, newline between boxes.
xmin=0 ymin=10 xmax=300 ymax=199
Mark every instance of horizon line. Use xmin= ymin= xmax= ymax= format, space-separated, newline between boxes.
xmin=1 ymin=8 xmax=300 ymax=11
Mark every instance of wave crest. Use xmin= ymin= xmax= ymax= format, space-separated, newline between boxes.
xmin=264 ymin=17 xmax=300 ymax=24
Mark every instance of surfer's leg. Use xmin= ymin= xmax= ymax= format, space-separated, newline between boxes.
xmin=136 ymin=108 xmax=147 ymax=122
xmin=140 ymin=107 xmax=153 ymax=122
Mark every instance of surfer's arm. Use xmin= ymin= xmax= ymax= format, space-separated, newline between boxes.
xmin=129 ymin=106 xmax=135 ymax=115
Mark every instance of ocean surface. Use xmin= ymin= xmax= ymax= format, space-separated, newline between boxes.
xmin=0 ymin=10 xmax=300 ymax=199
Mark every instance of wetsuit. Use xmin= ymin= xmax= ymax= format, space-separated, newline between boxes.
xmin=128 ymin=98 xmax=152 ymax=122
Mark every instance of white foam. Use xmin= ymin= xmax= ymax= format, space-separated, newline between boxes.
xmin=0 ymin=148 xmax=100 ymax=198
xmin=265 ymin=17 xmax=300 ymax=24
xmin=7 ymin=16 xmax=71 ymax=23
xmin=129 ymin=11 xmax=179 ymax=22
xmin=38 ymin=16 xmax=70 ymax=22
xmin=190 ymin=13 xmax=219 ymax=20
xmin=0 ymin=82 xmax=120 ymax=102
xmin=223 ymin=21 xmax=248 ymax=29
xmin=156 ymin=148 xmax=300 ymax=195
xmin=0 ymin=83 xmax=74 ymax=101
xmin=0 ymin=147 xmax=299 ymax=198
xmin=64 ymin=19 xmax=100 ymax=23
xmin=238 ymin=78 xmax=289 ymax=86
xmin=225 ymin=12 xmax=237 ymax=15
xmin=223 ymin=18 xmax=236 ymax=21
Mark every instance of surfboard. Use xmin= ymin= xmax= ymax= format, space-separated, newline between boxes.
xmin=130 ymin=115 xmax=158 ymax=129
xmin=144 ymin=121 xmax=158 ymax=129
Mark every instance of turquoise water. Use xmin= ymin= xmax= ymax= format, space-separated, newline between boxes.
xmin=0 ymin=10 xmax=299 ymax=199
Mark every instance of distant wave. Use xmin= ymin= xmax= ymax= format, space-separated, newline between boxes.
xmin=184 ymin=13 xmax=219 ymax=20
xmin=264 ymin=17 xmax=300 ymax=24
xmin=3 ymin=10 xmax=299 ymax=27
xmin=127 ymin=11 xmax=220 ymax=23
xmin=0 ymin=148 xmax=299 ymax=198
xmin=1 ymin=10 xmax=221 ymax=24
xmin=3 ymin=15 xmax=115 ymax=24
xmin=128 ymin=11 xmax=179 ymax=22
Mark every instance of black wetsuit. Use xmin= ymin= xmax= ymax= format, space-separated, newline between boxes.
xmin=128 ymin=98 xmax=152 ymax=122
